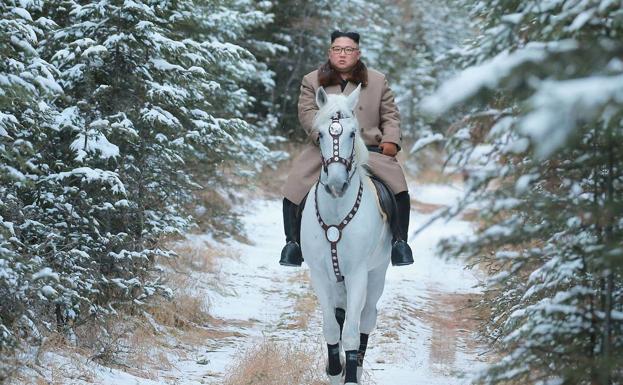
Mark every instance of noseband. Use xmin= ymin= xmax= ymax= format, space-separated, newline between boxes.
xmin=320 ymin=111 xmax=355 ymax=175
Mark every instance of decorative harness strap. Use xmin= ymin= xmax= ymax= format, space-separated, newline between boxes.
xmin=314 ymin=180 xmax=364 ymax=282
xmin=320 ymin=111 xmax=355 ymax=173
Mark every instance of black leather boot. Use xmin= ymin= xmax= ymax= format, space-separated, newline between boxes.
xmin=391 ymin=192 xmax=414 ymax=266
xmin=279 ymin=198 xmax=303 ymax=267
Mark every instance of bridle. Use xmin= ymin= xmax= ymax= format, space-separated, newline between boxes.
xmin=319 ymin=111 xmax=356 ymax=187
xmin=315 ymin=110 xmax=363 ymax=282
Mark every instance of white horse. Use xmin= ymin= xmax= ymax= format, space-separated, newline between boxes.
xmin=300 ymin=85 xmax=392 ymax=385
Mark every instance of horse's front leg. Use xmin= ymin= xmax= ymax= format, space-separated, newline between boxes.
xmin=357 ymin=263 xmax=389 ymax=383
xmin=308 ymin=267 xmax=343 ymax=385
xmin=343 ymin=271 xmax=368 ymax=385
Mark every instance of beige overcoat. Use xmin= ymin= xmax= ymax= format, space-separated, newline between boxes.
xmin=282 ymin=68 xmax=408 ymax=205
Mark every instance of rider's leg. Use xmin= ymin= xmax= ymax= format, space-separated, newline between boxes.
xmin=395 ymin=192 xmax=410 ymax=241
xmin=279 ymin=197 xmax=303 ymax=266
xmin=391 ymin=191 xmax=414 ymax=266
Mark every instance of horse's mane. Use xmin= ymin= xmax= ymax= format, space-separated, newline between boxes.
xmin=313 ymin=94 xmax=369 ymax=172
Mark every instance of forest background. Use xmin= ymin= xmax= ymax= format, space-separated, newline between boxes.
xmin=1 ymin=0 xmax=622 ymax=384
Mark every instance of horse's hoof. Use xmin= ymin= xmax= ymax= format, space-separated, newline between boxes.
xmin=279 ymin=241 xmax=303 ymax=266
xmin=328 ymin=373 xmax=342 ymax=385
xmin=391 ymin=240 xmax=414 ymax=266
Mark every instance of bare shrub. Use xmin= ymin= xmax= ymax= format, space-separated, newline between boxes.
xmin=282 ymin=271 xmax=318 ymax=330
xmin=223 ymin=339 xmax=327 ymax=385
xmin=253 ymin=142 xmax=299 ymax=200
xmin=166 ymin=241 xmax=223 ymax=275
xmin=145 ymin=293 xmax=211 ymax=331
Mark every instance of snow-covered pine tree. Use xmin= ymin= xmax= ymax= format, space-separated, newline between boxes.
xmin=423 ymin=1 xmax=623 ymax=384
xmin=32 ymin=0 xmax=278 ymax=320
xmin=1 ymin=0 xmax=278 ymax=373
xmin=173 ymin=0 xmax=278 ymax=172
xmin=199 ymin=0 xmax=286 ymax=143
xmin=0 ymin=1 xmax=63 ymax=375
xmin=370 ymin=0 xmax=471 ymax=141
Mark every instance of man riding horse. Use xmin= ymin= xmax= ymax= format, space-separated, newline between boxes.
xmin=280 ymin=30 xmax=414 ymax=268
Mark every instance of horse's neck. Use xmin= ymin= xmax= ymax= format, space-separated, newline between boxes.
xmin=317 ymin=170 xmax=367 ymax=223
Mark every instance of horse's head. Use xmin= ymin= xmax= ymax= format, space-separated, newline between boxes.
xmin=314 ymin=84 xmax=368 ymax=198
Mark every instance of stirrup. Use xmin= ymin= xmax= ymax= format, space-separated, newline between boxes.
xmin=391 ymin=240 xmax=413 ymax=266
xmin=279 ymin=241 xmax=303 ymax=267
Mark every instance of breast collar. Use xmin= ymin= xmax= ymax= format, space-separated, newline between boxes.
xmin=314 ymin=178 xmax=363 ymax=282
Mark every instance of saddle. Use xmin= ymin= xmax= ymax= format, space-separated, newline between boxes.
xmin=363 ymin=165 xmax=401 ymax=239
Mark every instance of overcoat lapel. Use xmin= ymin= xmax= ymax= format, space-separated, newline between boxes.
xmin=343 ymin=81 xmax=357 ymax=95
xmin=326 ymin=82 xmax=356 ymax=95
xmin=325 ymin=84 xmax=341 ymax=95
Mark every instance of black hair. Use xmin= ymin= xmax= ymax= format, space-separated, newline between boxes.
xmin=331 ymin=30 xmax=360 ymax=44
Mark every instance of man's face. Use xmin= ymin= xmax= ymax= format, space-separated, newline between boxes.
xmin=328 ymin=37 xmax=360 ymax=73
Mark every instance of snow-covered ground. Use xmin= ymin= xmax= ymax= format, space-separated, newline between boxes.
xmin=16 ymin=179 xmax=488 ymax=385
xmin=178 ymin=179 xmax=488 ymax=384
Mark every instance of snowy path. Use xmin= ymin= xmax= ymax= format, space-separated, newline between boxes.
xmin=27 ymin=180 xmax=488 ymax=385
xmin=176 ymin=180 xmax=489 ymax=384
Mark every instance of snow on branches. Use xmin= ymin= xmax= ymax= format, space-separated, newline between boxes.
xmin=425 ymin=1 xmax=623 ymax=384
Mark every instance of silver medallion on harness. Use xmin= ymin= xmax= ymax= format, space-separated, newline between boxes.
xmin=326 ymin=226 xmax=341 ymax=242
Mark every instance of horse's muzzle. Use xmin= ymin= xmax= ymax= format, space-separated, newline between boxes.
xmin=325 ymin=181 xmax=349 ymax=198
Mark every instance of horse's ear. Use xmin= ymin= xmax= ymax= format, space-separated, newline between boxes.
xmin=346 ymin=84 xmax=361 ymax=112
xmin=316 ymin=86 xmax=328 ymax=108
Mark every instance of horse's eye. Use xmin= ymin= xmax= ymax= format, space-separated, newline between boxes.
xmin=318 ymin=132 xmax=324 ymax=138
xmin=350 ymin=132 xmax=355 ymax=138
